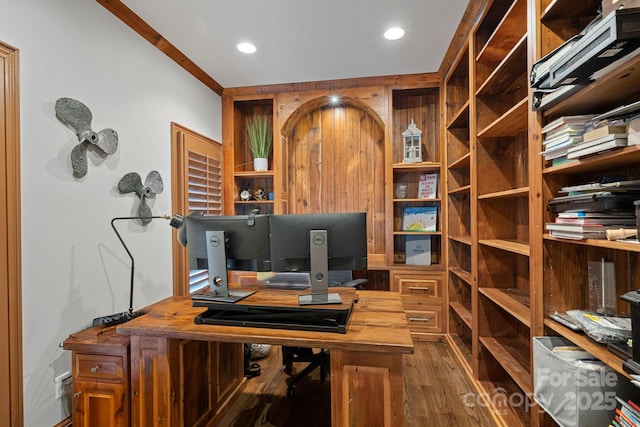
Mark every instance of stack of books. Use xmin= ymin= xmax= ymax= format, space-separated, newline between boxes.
xmin=545 ymin=212 xmax=636 ymax=240
xmin=540 ymin=115 xmax=594 ymax=164
xmin=567 ymin=120 xmax=629 ymax=159
xmin=609 ymin=398 xmax=640 ymax=427
xmin=545 ymin=177 xmax=640 ymax=240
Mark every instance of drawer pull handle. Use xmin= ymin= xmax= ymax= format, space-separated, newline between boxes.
xmin=409 ymin=317 xmax=432 ymax=322
xmin=408 ymin=287 xmax=430 ymax=291
xmin=90 ymin=365 xmax=101 ymax=373
xmin=73 ymin=392 xmax=82 ymax=398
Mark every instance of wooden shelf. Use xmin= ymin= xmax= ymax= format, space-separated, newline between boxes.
xmin=234 ymin=200 xmax=273 ymax=205
xmin=392 ymin=162 xmax=441 ymax=171
xmin=544 ymin=318 xmax=631 ymax=378
xmin=233 ymin=170 xmax=274 ymax=177
xmin=543 ymin=144 xmax=640 ymax=175
xmin=449 ymin=266 xmax=473 ymax=285
xmin=479 ymin=287 xmax=530 ymax=326
xmin=447 ymin=101 xmax=470 ymax=129
xmin=393 ymin=231 xmax=442 ymax=237
xmin=543 ymin=233 xmax=640 ymax=252
xmin=478 ymin=186 xmax=529 ymax=200
xmin=448 ymin=185 xmax=471 ymax=196
xmin=478 ymin=239 xmax=530 ymax=256
xmin=448 ymin=152 xmax=470 ymax=169
xmin=448 ymin=234 xmax=471 ymax=246
xmin=446 ymin=334 xmax=473 ymax=376
xmin=476 ymin=0 xmax=528 ymax=63
xmin=479 ymin=336 xmax=532 ymax=395
xmin=450 ymin=302 xmax=473 ymax=328
xmin=393 ymin=198 xmax=441 ymax=203
xmin=477 ymin=97 xmax=528 ymax=138
xmin=476 ymin=35 xmax=528 ymax=96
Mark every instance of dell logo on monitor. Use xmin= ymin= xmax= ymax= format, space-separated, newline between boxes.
xmin=312 ymin=233 xmax=326 ymax=246
xmin=209 ymin=235 xmax=221 ymax=247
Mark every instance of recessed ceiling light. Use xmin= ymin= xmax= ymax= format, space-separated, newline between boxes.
xmin=237 ymin=42 xmax=257 ymax=54
xmin=384 ymin=27 xmax=405 ymax=41
xmin=329 ymin=95 xmax=340 ymax=104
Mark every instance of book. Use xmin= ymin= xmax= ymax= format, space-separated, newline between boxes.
xmin=545 ymin=222 xmax=628 ymax=233
xmin=554 ymin=217 xmax=636 ymax=225
xmin=549 ymin=230 xmax=608 ymax=240
xmin=566 ymin=134 xmax=628 ymax=159
xmin=541 ymin=115 xmax=595 ymax=134
xmin=582 ymin=125 xmax=628 ymax=142
xmin=557 ymin=211 xmax=635 ymax=218
xmin=417 ymin=173 xmax=437 ymax=199
xmin=402 ymin=206 xmax=437 ymax=231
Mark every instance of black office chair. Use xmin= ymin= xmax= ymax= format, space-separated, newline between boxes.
xmin=282 ymin=271 xmax=366 ymax=397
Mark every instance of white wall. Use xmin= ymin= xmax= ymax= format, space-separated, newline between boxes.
xmin=0 ymin=1 xmax=222 ymax=425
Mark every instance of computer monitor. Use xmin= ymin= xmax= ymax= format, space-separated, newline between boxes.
xmin=184 ymin=213 xmax=271 ymax=302
xmin=269 ymin=212 xmax=367 ymax=305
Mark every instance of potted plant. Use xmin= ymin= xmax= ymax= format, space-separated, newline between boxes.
xmin=246 ymin=112 xmax=272 ymax=171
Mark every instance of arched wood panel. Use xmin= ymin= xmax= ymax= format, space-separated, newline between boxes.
xmin=286 ymin=104 xmax=385 ymax=255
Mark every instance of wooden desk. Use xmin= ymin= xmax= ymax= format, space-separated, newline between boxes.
xmin=118 ymin=289 xmax=414 ymax=427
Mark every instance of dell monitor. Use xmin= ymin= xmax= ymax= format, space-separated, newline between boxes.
xmin=269 ymin=212 xmax=368 ymax=305
xmin=184 ymin=213 xmax=271 ymax=302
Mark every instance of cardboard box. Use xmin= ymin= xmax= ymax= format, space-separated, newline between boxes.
xmin=628 ymin=116 xmax=640 ymax=145
xmin=602 ymin=0 xmax=640 ymax=17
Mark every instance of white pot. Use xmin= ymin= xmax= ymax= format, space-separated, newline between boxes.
xmin=253 ymin=157 xmax=268 ymax=171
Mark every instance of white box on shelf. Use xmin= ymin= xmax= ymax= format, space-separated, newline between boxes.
xmin=405 ymin=235 xmax=431 ymax=266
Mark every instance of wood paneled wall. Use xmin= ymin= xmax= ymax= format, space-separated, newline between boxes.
xmin=285 ymin=104 xmax=386 ymax=255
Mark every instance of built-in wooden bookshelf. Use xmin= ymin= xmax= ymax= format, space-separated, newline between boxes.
xmin=444 ymin=0 xmax=640 ymax=425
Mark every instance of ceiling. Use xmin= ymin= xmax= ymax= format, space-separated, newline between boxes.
xmin=120 ymin=0 xmax=470 ymax=90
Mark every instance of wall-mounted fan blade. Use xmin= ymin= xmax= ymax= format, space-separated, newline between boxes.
xmin=56 ymin=97 xmax=119 ymax=178
xmin=137 ymin=196 xmax=153 ymax=223
xmin=144 ymin=170 xmax=164 ymax=195
xmin=55 ymin=98 xmax=92 ymax=138
xmin=96 ymin=128 xmax=118 ymax=155
xmin=70 ymin=142 xmax=89 ymax=178
xmin=118 ymin=172 xmax=144 ymax=196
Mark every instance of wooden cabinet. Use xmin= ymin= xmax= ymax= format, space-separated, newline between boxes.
xmin=63 ymin=325 xmax=130 ymax=427
xmin=64 ymin=323 xmax=245 ymax=427
xmin=391 ymin=270 xmax=445 ymax=340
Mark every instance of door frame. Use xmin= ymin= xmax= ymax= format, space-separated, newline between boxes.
xmin=0 ymin=41 xmax=23 ymax=427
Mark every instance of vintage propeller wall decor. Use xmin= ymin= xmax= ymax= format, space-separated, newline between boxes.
xmin=55 ymin=97 xmax=119 ymax=178
xmin=117 ymin=171 xmax=164 ymax=224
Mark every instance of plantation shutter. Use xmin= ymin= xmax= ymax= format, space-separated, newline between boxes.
xmin=186 ymin=148 xmax=223 ymax=293
xmin=171 ymin=124 xmax=223 ymax=295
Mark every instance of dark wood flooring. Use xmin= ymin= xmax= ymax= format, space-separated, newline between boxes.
xmin=216 ymin=340 xmax=494 ymax=427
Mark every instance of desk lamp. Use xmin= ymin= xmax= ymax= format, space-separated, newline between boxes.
xmin=92 ymin=214 xmax=185 ymax=326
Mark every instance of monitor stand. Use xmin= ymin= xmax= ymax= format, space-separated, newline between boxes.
xmin=299 ymin=229 xmax=342 ymax=305
xmin=192 ymin=230 xmax=256 ymax=304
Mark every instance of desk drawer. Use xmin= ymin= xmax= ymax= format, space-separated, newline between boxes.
xmin=398 ymin=276 xmax=441 ymax=299
xmin=75 ymin=354 xmax=125 ymax=381
xmin=405 ymin=307 xmax=442 ymax=333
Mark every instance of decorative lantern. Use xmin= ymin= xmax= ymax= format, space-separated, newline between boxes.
xmin=402 ymin=119 xmax=423 ymax=163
